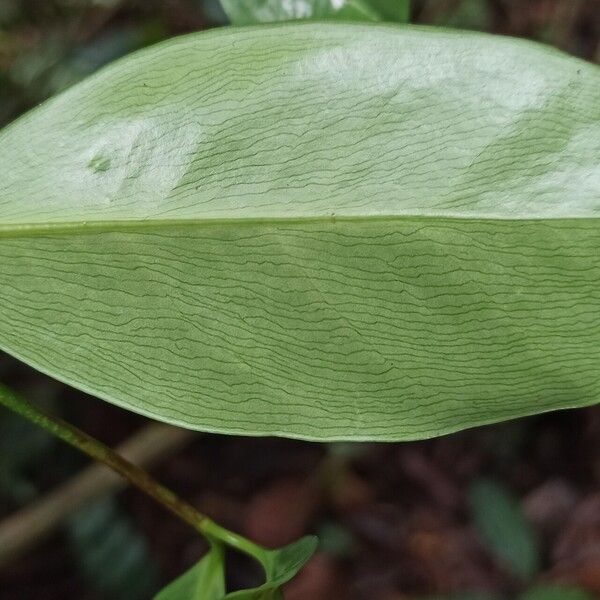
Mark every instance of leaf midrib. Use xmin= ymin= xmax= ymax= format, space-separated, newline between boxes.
xmin=0 ymin=214 xmax=598 ymax=239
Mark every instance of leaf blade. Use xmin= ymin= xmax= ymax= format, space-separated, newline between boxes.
xmin=0 ymin=23 xmax=599 ymax=441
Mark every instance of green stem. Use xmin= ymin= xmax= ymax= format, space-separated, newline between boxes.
xmin=0 ymin=383 xmax=265 ymax=561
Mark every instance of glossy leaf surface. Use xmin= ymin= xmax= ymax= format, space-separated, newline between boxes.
xmin=0 ymin=23 xmax=599 ymax=440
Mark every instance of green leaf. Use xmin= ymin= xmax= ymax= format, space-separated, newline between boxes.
xmin=0 ymin=23 xmax=599 ymax=441
xmin=219 ymin=0 xmax=390 ymax=25
xmin=225 ymin=536 xmax=317 ymax=599
xmin=469 ymin=479 xmax=539 ymax=580
xmin=154 ymin=536 xmax=316 ymax=599
xmin=519 ymin=586 xmax=596 ymax=600
xmin=155 ymin=542 xmax=225 ymax=600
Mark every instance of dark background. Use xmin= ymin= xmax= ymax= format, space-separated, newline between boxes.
xmin=0 ymin=1 xmax=599 ymax=598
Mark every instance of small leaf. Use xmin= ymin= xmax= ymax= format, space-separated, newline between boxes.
xmin=519 ymin=586 xmax=596 ymax=600
xmin=226 ymin=536 xmax=318 ymax=599
xmin=154 ymin=536 xmax=317 ymax=599
xmin=155 ymin=542 xmax=225 ymax=600
xmin=469 ymin=479 xmax=539 ymax=580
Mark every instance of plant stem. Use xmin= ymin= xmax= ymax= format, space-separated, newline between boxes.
xmin=0 ymin=383 xmax=265 ymax=561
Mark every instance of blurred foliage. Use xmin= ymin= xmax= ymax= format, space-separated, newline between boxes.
xmin=427 ymin=595 xmax=498 ymax=600
xmin=429 ymin=482 xmax=594 ymax=599
xmin=428 ymin=581 xmax=595 ymax=599
xmin=0 ymin=382 xmax=62 ymax=503
xmin=0 ymin=410 xmax=54 ymax=502
xmin=519 ymin=586 xmax=596 ymax=600
xmin=67 ymin=495 xmax=161 ymax=599
xmin=469 ymin=478 xmax=540 ymax=581
xmin=434 ymin=0 xmax=493 ymax=30
xmin=316 ymin=520 xmax=357 ymax=558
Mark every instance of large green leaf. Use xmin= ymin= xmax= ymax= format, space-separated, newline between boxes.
xmin=0 ymin=23 xmax=599 ymax=441
xmin=220 ymin=0 xmax=410 ymax=25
